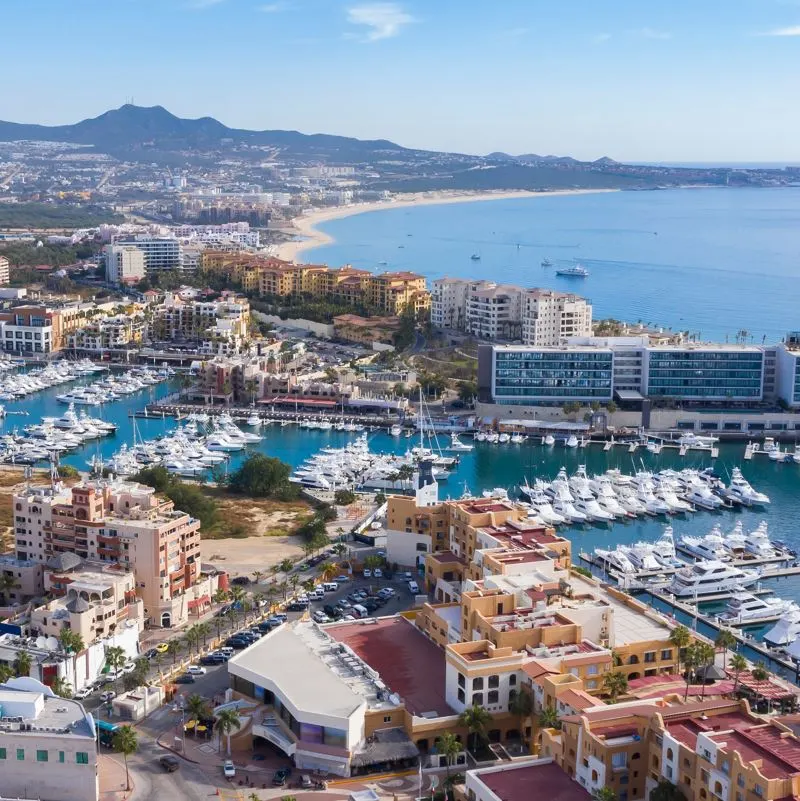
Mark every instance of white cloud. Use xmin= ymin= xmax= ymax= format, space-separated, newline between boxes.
xmin=762 ymin=25 xmax=800 ymax=35
xmin=635 ymin=27 xmax=671 ymax=40
xmin=346 ymin=3 xmax=416 ymax=42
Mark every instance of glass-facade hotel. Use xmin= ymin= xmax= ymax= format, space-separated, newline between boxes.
xmin=644 ymin=349 xmax=764 ymax=400
xmin=491 ymin=347 xmax=614 ymax=403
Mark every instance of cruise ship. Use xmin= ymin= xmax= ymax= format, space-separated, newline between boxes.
xmin=666 ymin=560 xmax=760 ymax=597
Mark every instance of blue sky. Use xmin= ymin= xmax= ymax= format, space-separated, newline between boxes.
xmin=2 ymin=0 xmax=800 ymax=161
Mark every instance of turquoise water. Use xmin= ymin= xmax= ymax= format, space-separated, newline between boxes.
xmin=304 ymin=187 xmax=800 ymax=342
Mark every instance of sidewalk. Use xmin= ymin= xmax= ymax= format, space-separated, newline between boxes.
xmin=99 ymin=754 xmax=134 ymax=801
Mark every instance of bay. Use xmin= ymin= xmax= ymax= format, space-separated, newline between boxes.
xmin=304 ymin=186 xmax=800 ymax=343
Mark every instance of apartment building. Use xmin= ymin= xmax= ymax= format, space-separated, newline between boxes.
xmin=104 ymin=244 xmax=146 ymax=285
xmin=114 ymin=235 xmax=182 ymax=272
xmin=0 ymin=302 xmax=108 ymax=354
xmin=66 ymin=313 xmax=146 ymax=352
xmin=30 ymin=557 xmax=144 ymax=644
xmin=150 ymin=292 xmax=250 ymax=347
xmin=431 ymin=279 xmax=592 ymax=344
xmin=13 ymin=479 xmax=202 ymax=628
xmin=0 ymin=254 xmax=9 ymax=285
xmin=367 ymin=271 xmax=430 ymax=316
xmin=0 ymin=682 xmax=99 ymax=801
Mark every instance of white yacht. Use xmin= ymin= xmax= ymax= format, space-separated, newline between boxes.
xmin=246 ymin=413 xmax=262 ymax=427
xmin=667 ymin=560 xmax=760 ymax=597
xmin=764 ymin=608 xmax=800 ymax=647
xmin=678 ymin=525 xmax=731 ymax=561
xmin=683 ymin=476 xmax=724 ymax=510
xmin=616 ymin=488 xmax=648 ymax=517
xmin=720 ymin=592 xmax=798 ymax=625
xmin=592 ymin=477 xmax=629 ymax=518
xmin=526 ymin=492 xmax=566 ymax=526
xmin=637 ymin=485 xmax=670 ymax=515
xmin=655 ymin=482 xmax=694 ymax=513
xmin=595 ymin=546 xmax=637 ymax=574
xmin=551 ymin=498 xmax=587 ymax=524
xmin=446 ymin=434 xmax=473 ymax=452
xmin=724 ymin=468 xmax=770 ymax=507
xmin=745 ymin=521 xmax=778 ymax=559
xmin=624 ymin=541 xmax=664 ymax=572
xmin=565 ymin=434 xmax=579 ymax=448
xmin=723 ymin=521 xmax=748 ymax=556
xmin=651 ymin=527 xmax=685 ymax=569
xmin=547 ymin=468 xmax=574 ymax=503
xmin=389 ymin=424 xmax=402 ymax=437
xmin=677 ymin=432 xmax=718 ymax=448
xmin=542 ymin=434 xmax=555 ymax=446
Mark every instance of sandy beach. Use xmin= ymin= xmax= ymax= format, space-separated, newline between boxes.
xmin=275 ymin=188 xmax=616 ymax=262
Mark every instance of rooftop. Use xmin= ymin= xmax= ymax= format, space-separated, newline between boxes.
xmin=474 ymin=760 xmax=589 ymax=801
xmin=0 ymin=681 xmax=95 ymax=739
xmin=326 ymin=616 xmax=454 ymax=717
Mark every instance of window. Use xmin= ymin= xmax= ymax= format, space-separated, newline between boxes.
xmin=488 ymin=675 xmax=499 ymax=689
xmin=587 ymin=664 xmax=598 ymax=675
xmin=76 ymin=752 xmax=89 ymax=765
xmin=17 ymin=748 xmax=25 ymax=760
xmin=665 ymin=766 xmax=673 ymax=780
xmin=472 ymin=692 xmax=483 ymax=705
xmin=59 ymin=751 xmax=65 ymax=763
xmin=487 ymin=691 xmax=499 ymax=704
xmin=666 ymin=748 xmax=674 ymax=761
xmin=612 ymin=752 xmax=627 ymax=769
xmin=473 ymin=677 xmax=484 ymax=690
xmin=684 ymin=758 xmax=691 ymax=768
xmin=37 ymin=750 xmax=48 ymax=762
xmin=737 ymin=775 xmax=745 ymax=788
xmin=458 ymin=673 xmax=465 ymax=687
xmin=721 ymin=760 xmax=730 ymax=776
xmin=383 ymin=715 xmax=392 ymax=723
xmin=509 ymin=674 xmax=517 ymax=686
xmin=0 ymin=747 xmax=5 ymax=759
xmin=457 ymin=688 xmax=465 ymax=703
xmin=754 ymin=786 xmax=763 ymax=798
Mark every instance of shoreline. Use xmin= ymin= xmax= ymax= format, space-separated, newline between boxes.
xmin=275 ymin=188 xmax=617 ymax=262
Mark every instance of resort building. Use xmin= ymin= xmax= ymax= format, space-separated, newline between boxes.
xmin=462 ymin=759 xmax=590 ymax=801
xmin=430 ymin=279 xmax=592 ymax=345
xmin=66 ymin=312 xmax=146 ymax=353
xmin=104 ymin=244 xmax=146 ymax=285
xmin=114 ymin=234 xmax=182 ymax=272
xmin=776 ymin=334 xmax=800 ymax=409
xmin=0 ymin=254 xmax=9 ymax=285
xmin=13 ymin=479 xmax=204 ymax=628
xmin=0 ymin=679 xmax=99 ymax=801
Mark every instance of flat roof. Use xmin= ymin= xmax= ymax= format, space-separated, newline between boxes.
xmin=326 ymin=617 xmax=455 ymax=717
xmin=476 ymin=761 xmax=589 ymax=801
xmin=227 ymin=624 xmax=370 ymax=719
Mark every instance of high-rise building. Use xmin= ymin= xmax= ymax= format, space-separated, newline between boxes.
xmin=104 ymin=244 xmax=146 ymax=285
xmin=13 ymin=479 xmax=202 ymax=629
xmin=114 ymin=235 xmax=182 ymax=272
xmin=0 ymin=254 xmax=9 ymax=285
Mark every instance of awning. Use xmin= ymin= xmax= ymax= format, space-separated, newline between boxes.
xmin=188 ymin=595 xmax=210 ymax=609
xmin=615 ymin=389 xmax=644 ymax=401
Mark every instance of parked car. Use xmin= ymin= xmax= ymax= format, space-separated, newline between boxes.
xmin=373 ymin=568 xmax=383 ymax=578
xmin=175 ymin=674 xmax=196 ymax=684
xmin=186 ymin=666 xmax=207 ymax=676
xmin=155 ymin=642 xmax=169 ymax=653
xmin=225 ymin=637 xmax=248 ymax=649
xmin=144 ymin=648 xmax=159 ymax=659
xmin=363 ymin=568 xmax=372 ymax=578
xmin=231 ymin=576 xmax=250 ymax=586
xmin=223 ymin=760 xmax=236 ymax=778
xmin=100 ymin=691 xmax=116 ymax=703
xmin=160 ymin=755 xmax=180 ymax=773
xmin=199 ymin=655 xmax=219 ymax=666
xmin=272 ymin=767 xmax=291 ymax=786
xmin=312 ymin=612 xmax=330 ymax=623
xmin=73 ymin=686 xmax=92 ymax=700
xmin=335 ymin=575 xmax=350 ymax=583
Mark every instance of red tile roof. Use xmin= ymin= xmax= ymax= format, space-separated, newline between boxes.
xmin=477 ymin=761 xmax=589 ymax=801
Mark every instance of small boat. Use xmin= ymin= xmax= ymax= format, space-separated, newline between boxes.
xmin=543 ymin=434 xmax=555 ymax=446
xmin=246 ymin=413 xmax=261 ymax=427
xmin=556 ymin=265 xmax=589 ymax=278
xmin=446 ymin=434 xmax=473 ymax=453
xmin=389 ymin=424 xmax=402 ymax=437
xmin=565 ymin=434 xmax=579 ymax=448
xmin=470 ymin=254 xmax=481 ymax=261
xmin=541 ymin=258 xmax=553 ymax=268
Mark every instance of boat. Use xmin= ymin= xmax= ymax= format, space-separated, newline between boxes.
xmin=592 ymin=477 xmax=629 ymax=518
xmin=542 ymin=434 xmax=555 ymax=446
xmin=595 ymin=546 xmax=637 ymax=574
xmin=744 ymin=521 xmax=779 ymax=559
xmin=724 ymin=468 xmax=770 ymax=507
xmin=446 ymin=434 xmax=473 ymax=453
xmin=678 ymin=526 xmax=731 ymax=561
xmin=683 ymin=476 xmax=724 ymax=510
xmin=246 ymin=413 xmax=262 ymax=427
xmin=389 ymin=424 xmax=402 ymax=437
xmin=555 ymin=265 xmax=589 ymax=278
xmin=764 ymin=608 xmax=800 ymax=647
xmin=720 ymin=592 xmax=798 ymax=625
xmin=666 ymin=560 xmax=760 ymax=597
xmin=565 ymin=434 xmax=579 ymax=448
xmin=526 ymin=492 xmax=566 ymax=526
xmin=541 ymin=258 xmax=553 ymax=267
xmin=470 ymin=254 xmax=481 ymax=261
xmin=677 ymin=432 xmax=718 ymax=448
xmin=510 ymin=432 xmax=526 ymax=444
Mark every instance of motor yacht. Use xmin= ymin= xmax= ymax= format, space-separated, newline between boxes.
xmin=446 ymin=434 xmax=473 ymax=452
xmin=745 ymin=521 xmax=778 ymax=559
xmin=592 ymin=477 xmax=629 ymax=517
xmin=595 ymin=546 xmax=637 ymax=574
xmin=389 ymin=424 xmax=402 ymax=436
xmin=677 ymin=432 xmax=718 ymax=448
xmin=510 ymin=432 xmax=526 ymax=444
xmin=720 ymin=592 xmax=798 ymax=625
xmin=723 ymin=521 xmax=747 ymax=557
xmin=623 ymin=541 xmax=664 ymax=572
xmin=616 ymin=488 xmax=648 ymax=516
xmin=724 ymin=468 xmax=770 ymax=506
xmin=764 ymin=608 xmax=800 ymax=647
xmin=678 ymin=525 xmax=731 ymax=561
xmin=637 ymin=485 xmax=670 ymax=515
xmin=551 ymin=498 xmax=587 ymax=524
xmin=683 ymin=476 xmax=724 ymax=510
xmin=542 ymin=434 xmax=555 ymax=446
xmin=526 ymin=491 xmax=566 ymax=526
xmin=498 ymin=432 xmax=510 ymax=444
xmin=246 ymin=413 xmax=262 ymax=427
xmin=667 ymin=560 xmax=759 ymax=597
xmin=546 ymin=468 xmax=574 ymax=503
xmin=565 ymin=434 xmax=579 ymax=448
xmin=654 ymin=482 xmax=694 ymax=514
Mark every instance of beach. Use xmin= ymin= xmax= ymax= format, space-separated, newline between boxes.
xmin=275 ymin=188 xmax=617 ymax=261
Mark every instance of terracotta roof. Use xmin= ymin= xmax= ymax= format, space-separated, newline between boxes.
xmin=559 ymin=689 xmax=602 ymax=712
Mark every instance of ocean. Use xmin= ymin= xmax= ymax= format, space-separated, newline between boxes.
xmin=304 ymin=186 xmax=800 ymax=343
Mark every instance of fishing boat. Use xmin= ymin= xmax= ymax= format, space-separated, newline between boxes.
xmin=541 ymin=258 xmax=553 ymax=267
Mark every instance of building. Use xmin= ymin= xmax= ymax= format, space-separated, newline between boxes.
xmin=114 ymin=235 xmax=182 ymax=272
xmin=463 ymin=758 xmax=589 ymax=801
xmin=104 ymin=244 xmax=146 ymax=285
xmin=333 ymin=314 xmax=400 ymax=347
xmin=0 ymin=679 xmax=99 ymax=801
xmin=0 ymin=302 xmax=110 ymax=354
xmin=66 ymin=313 xmax=146 ymax=353
xmin=775 ymin=335 xmax=800 ymax=409
xmin=0 ymin=254 xmax=9 ymax=285
xmin=13 ymin=479 xmax=204 ymax=628
xmin=430 ymin=279 xmax=592 ymax=345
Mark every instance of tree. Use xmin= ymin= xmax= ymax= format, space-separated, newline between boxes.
xmin=277 ymin=558 xmax=294 ymax=574
xmin=105 ymin=645 xmax=127 ymax=685
xmin=436 ymin=732 xmax=461 ymax=780
xmin=215 ymin=707 xmax=242 ymax=755
xmin=458 ymin=704 xmax=492 ymax=753
xmin=374 ymin=491 xmax=387 ymax=506
xmin=538 ymin=706 xmax=561 ymax=731
xmin=50 ymin=675 xmax=73 ymax=698
xmin=0 ymin=663 xmax=14 ymax=684
xmin=458 ymin=380 xmax=478 ymax=404
xmin=227 ymin=453 xmax=297 ymax=499
xmin=606 ymin=400 xmax=618 ymax=413
xmin=594 ymin=788 xmax=617 ymax=801
xmin=508 ymin=690 xmax=533 ymax=744
xmin=251 ymin=570 xmax=264 ymax=585
xmin=112 ymin=725 xmax=138 ymax=791
xmin=0 ymin=572 xmax=20 ymax=604
xmin=751 ymin=663 xmax=770 ymax=710
xmin=13 ymin=650 xmax=32 ymax=678
xmin=694 ymin=642 xmax=716 ymax=700
xmin=187 ymin=693 xmax=210 ymax=721
xmin=683 ymin=643 xmax=702 ymax=700
xmin=59 ymin=628 xmax=84 ymax=684
xmin=669 ymin=625 xmax=691 ymax=674
xmin=715 ymin=630 xmax=736 ymax=669
xmin=166 ymin=640 xmax=182 ymax=666
xmin=650 ymin=780 xmax=688 ymax=801
xmin=319 ymin=562 xmax=337 ymax=581
xmin=334 ymin=489 xmax=356 ymax=506
xmin=602 ymin=670 xmax=629 ymax=703
xmin=195 ymin=622 xmax=211 ymax=648
xmin=730 ymin=653 xmax=747 ymax=696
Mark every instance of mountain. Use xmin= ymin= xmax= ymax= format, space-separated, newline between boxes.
xmin=0 ymin=104 xmax=409 ymax=162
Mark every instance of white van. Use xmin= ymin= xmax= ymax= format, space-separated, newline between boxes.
xmin=310 ymin=588 xmax=325 ymax=600
xmin=408 ymin=580 xmax=420 ymax=594
xmin=323 ymin=582 xmax=338 ymax=593
xmin=351 ymin=604 xmax=369 ymax=618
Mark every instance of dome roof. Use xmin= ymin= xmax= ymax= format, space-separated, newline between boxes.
xmin=46 ymin=553 xmax=82 ymax=572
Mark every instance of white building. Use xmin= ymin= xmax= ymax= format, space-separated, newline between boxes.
xmin=0 ymin=255 xmax=9 ymax=285
xmin=431 ymin=278 xmax=471 ymax=331
xmin=521 ymin=289 xmax=593 ymax=346
xmin=114 ymin=235 xmax=182 ymax=272
xmin=0 ymin=678 xmax=99 ymax=801
xmin=104 ymin=245 xmax=146 ymax=285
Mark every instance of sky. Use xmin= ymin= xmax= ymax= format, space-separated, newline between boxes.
xmin=2 ymin=0 xmax=800 ymax=161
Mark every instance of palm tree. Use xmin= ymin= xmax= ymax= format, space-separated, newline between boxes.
xmin=0 ymin=663 xmax=14 ymax=684
xmin=332 ymin=543 xmax=347 ymax=559
xmin=289 ymin=575 xmax=300 ymax=597
xmin=59 ymin=628 xmax=84 ymax=684
xmin=213 ymin=588 xmax=229 ymax=607
xmin=730 ymin=653 xmax=747 ymax=696
xmin=215 ymin=707 xmax=242 ymax=755
xmin=435 ymin=732 xmax=461 ymax=780
xmin=319 ymin=562 xmax=337 ymax=582
xmin=669 ymin=625 xmax=691 ymax=674
xmin=186 ymin=693 xmax=210 ymax=721
xmin=538 ymin=706 xmax=560 ymax=731
xmin=508 ymin=690 xmax=533 ymax=746
xmin=715 ymin=630 xmax=736 ymax=669
xmin=0 ymin=572 xmax=20 ymax=605
xmin=105 ymin=645 xmax=126 ymax=676
xmin=50 ymin=675 xmax=73 ymax=698
xmin=751 ymin=663 xmax=770 ymax=711
xmin=302 ymin=578 xmax=316 ymax=594
xmin=695 ymin=643 xmax=716 ymax=700
xmin=166 ymin=640 xmax=182 ymax=666
xmin=683 ymin=643 xmax=701 ymax=700
xmin=602 ymin=670 xmax=629 ymax=703
xmin=112 ymin=725 xmax=138 ymax=791
xmin=277 ymin=558 xmax=294 ymax=575
xmin=14 ymin=650 xmax=33 ymax=678
xmin=458 ymin=703 xmax=491 ymax=754
xmin=277 ymin=580 xmax=289 ymax=601
xmin=195 ymin=622 xmax=211 ymax=649
xmin=251 ymin=570 xmax=264 ymax=585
